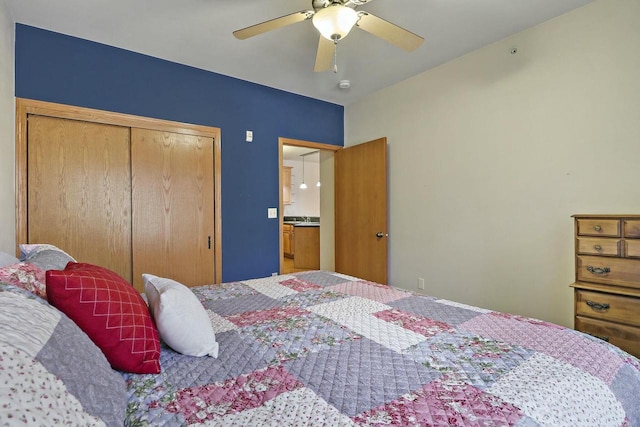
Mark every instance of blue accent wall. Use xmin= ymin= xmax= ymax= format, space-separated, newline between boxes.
xmin=14 ymin=24 xmax=344 ymax=282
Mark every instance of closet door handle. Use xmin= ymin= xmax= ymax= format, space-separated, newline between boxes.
xmin=208 ymin=236 xmax=211 ymax=250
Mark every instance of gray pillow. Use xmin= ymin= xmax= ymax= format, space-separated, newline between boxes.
xmin=0 ymin=251 xmax=19 ymax=268
xmin=23 ymin=248 xmax=75 ymax=271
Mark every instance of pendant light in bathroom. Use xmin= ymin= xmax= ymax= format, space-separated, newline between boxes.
xmin=299 ymin=154 xmax=307 ymax=189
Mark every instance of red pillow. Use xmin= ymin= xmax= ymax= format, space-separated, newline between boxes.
xmin=46 ymin=262 xmax=161 ymax=374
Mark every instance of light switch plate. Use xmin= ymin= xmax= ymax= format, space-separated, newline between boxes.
xmin=267 ymin=207 xmax=277 ymax=218
xmin=246 ymin=130 xmax=253 ymax=142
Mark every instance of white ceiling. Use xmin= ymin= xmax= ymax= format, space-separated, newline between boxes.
xmin=283 ymin=146 xmax=320 ymax=161
xmin=6 ymin=0 xmax=593 ymax=106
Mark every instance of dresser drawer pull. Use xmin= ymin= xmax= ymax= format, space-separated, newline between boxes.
xmin=586 ymin=266 xmax=610 ymax=275
xmin=594 ymin=225 xmax=602 ymax=232
xmin=586 ymin=332 xmax=609 ymax=342
xmin=585 ymin=300 xmax=610 ymax=311
xmin=594 ymin=245 xmax=602 ymax=251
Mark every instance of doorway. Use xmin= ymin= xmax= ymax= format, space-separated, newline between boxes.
xmin=278 ymin=138 xmax=340 ymax=274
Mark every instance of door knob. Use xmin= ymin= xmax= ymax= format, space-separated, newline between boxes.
xmin=376 ymin=232 xmax=387 ymax=238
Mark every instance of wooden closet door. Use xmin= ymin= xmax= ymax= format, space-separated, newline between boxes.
xmin=131 ymin=128 xmax=215 ymax=290
xmin=27 ymin=115 xmax=132 ymax=281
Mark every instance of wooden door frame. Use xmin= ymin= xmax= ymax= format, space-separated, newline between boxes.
xmin=278 ymin=137 xmax=341 ymax=274
xmin=15 ymin=98 xmax=223 ymax=284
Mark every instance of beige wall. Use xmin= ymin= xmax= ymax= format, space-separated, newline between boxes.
xmin=345 ymin=0 xmax=640 ymax=327
xmin=0 ymin=0 xmax=15 ymax=254
xmin=319 ymin=151 xmax=335 ymax=271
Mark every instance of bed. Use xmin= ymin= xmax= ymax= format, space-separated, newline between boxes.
xmin=1 ymin=247 xmax=639 ymax=426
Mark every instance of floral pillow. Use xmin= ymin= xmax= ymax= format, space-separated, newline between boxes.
xmin=0 ymin=262 xmax=47 ymax=299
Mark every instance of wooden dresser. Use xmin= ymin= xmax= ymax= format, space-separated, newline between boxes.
xmin=571 ymin=214 xmax=640 ymax=358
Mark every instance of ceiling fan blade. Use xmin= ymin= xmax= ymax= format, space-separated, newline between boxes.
xmin=314 ymin=37 xmax=334 ymax=72
xmin=233 ymin=11 xmax=313 ymax=40
xmin=356 ymin=12 xmax=424 ymax=52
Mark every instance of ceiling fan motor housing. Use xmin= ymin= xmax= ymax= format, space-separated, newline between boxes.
xmin=312 ymin=3 xmax=359 ymax=41
xmin=233 ymin=0 xmax=423 ymax=71
xmin=312 ymin=0 xmax=332 ymax=9
xmin=312 ymin=0 xmax=373 ymax=11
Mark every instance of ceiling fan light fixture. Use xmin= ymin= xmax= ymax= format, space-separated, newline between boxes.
xmin=312 ymin=5 xmax=358 ymax=41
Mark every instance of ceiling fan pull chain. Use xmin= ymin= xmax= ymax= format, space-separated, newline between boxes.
xmin=333 ymin=40 xmax=338 ymax=73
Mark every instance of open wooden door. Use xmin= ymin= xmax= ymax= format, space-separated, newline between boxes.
xmin=335 ymin=138 xmax=388 ymax=284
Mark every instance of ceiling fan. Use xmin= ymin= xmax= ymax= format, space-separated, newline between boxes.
xmin=233 ymin=0 xmax=424 ymax=72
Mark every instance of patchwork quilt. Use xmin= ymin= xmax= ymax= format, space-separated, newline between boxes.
xmin=0 ymin=284 xmax=126 ymax=426
xmin=123 ymin=271 xmax=640 ymax=426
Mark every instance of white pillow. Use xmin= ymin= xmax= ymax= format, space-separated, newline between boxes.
xmin=143 ymin=274 xmax=219 ymax=358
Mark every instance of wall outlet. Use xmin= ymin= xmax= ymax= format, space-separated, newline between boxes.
xmin=272 ymin=272 xmax=278 ymax=276
xmin=417 ymin=277 xmax=425 ymax=290
xmin=246 ymin=130 xmax=253 ymax=142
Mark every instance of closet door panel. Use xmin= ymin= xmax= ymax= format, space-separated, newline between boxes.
xmin=27 ymin=115 xmax=132 ymax=281
xmin=132 ymin=128 xmax=214 ymax=290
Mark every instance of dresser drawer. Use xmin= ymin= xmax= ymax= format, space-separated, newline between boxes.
xmin=575 ymin=316 xmax=640 ymax=358
xmin=626 ymin=240 xmax=640 ymax=258
xmin=575 ymin=289 xmax=640 ymax=326
xmin=576 ymin=237 xmax=620 ymax=256
xmin=577 ymin=255 xmax=640 ymax=288
xmin=577 ymin=219 xmax=620 ymax=237
xmin=624 ymin=220 xmax=640 ymax=238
